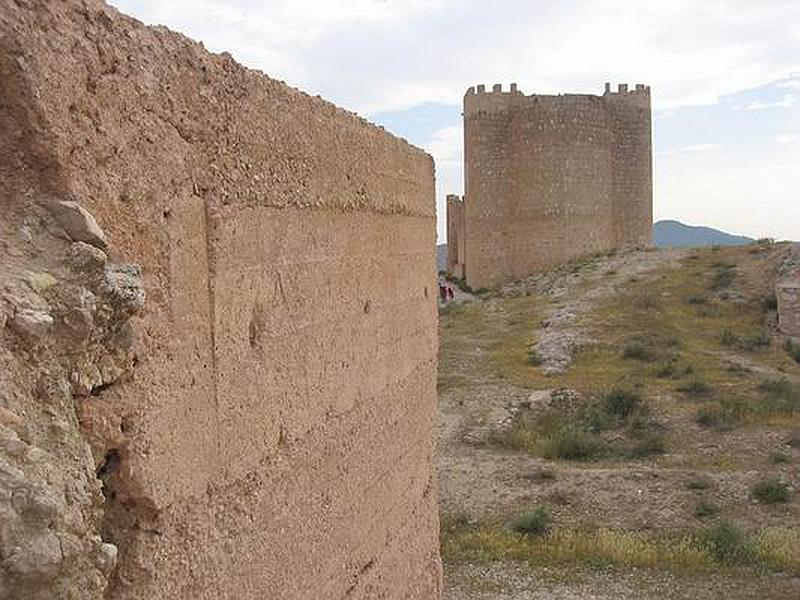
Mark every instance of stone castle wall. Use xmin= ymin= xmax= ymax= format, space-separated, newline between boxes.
xmin=451 ymin=83 xmax=652 ymax=288
xmin=1 ymin=1 xmax=441 ymax=598
xmin=446 ymin=195 xmax=465 ymax=278
xmin=778 ymin=282 xmax=800 ymax=339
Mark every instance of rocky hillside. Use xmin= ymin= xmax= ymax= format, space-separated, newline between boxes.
xmin=438 ymin=242 xmax=800 ymax=599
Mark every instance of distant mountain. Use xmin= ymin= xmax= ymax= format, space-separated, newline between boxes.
xmin=653 ymin=220 xmax=754 ymax=248
xmin=436 ymin=221 xmax=755 ymax=271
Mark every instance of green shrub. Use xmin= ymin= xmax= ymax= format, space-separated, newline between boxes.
xmin=751 ymin=479 xmax=792 ymax=504
xmin=686 ymin=294 xmax=709 ymax=305
xmin=694 ymin=500 xmax=720 ymax=518
xmin=655 ymin=358 xmax=694 ymax=379
xmin=509 ymin=505 xmax=552 ymax=537
xmin=720 ymin=329 xmax=739 ymax=347
xmin=628 ymin=433 xmax=667 ymax=458
xmin=740 ymin=330 xmax=771 ymax=350
xmin=702 ymin=521 xmax=755 ymax=564
xmin=695 ymin=405 xmax=732 ymax=431
xmin=762 ymin=293 xmax=779 ymax=312
xmin=622 ymin=341 xmax=657 ymax=362
xmin=440 ymin=511 xmax=473 ymax=536
xmin=770 ymin=451 xmax=792 ymax=465
xmin=758 ymin=378 xmax=794 ymax=396
xmin=721 ymin=329 xmax=771 ymax=351
xmin=543 ymin=428 xmax=607 ymax=461
xmin=581 ymin=404 xmax=615 ymax=433
xmin=527 ymin=347 xmax=544 ymax=366
xmin=602 ymin=387 xmax=644 ymax=419
xmin=785 ymin=339 xmax=800 ymax=364
xmin=678 ymin=378 xmax=713 ymax=397
xmin=687 ymin=477 xmax=712 ymax=491
xmin=710 ymin=264 xmax=736 ymax=291
xmin=757 ymin=378 xmax=800 ymax=415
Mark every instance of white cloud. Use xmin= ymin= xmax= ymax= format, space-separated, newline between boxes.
xmin=109 ymin=1 xmax=800 ymax=242
xmin=111 ymin=0 xmax=800 ymax=115
xmin=741 ymin=94 xmax=796 ymax=110
xmin=425 ymin=126 xmax=462 ymax=169
xmin=658 ymin=143 xmax=723 ymax=156
xmin=778 ymin=78 xmax=800 ymax=90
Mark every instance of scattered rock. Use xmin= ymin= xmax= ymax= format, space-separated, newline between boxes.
xmin=62 ymin=287 xmax=97 ymax=342
xmin=0 ymin=407 xmax=23 ymax=428
xmin=48 ymin=200 xmax=108 ymax=250
xmin=71 ymin=363 xmax=103 ymax=397
xmin=18 ymin=225 xmax=33 ymax=244
xmin=69 ymin=241 xmax=108 ymax=272
xmin=10 ymin=309 xmax=54 ymax=340
xmin=95 ymin=543 xmax=118 ymax=575
xmin=25 ymin=271 xmax=58 ymax=295
xmin=547 ymin=388 xmax=583 ymax=412
xmin=102 ymin=264 xmax=145 ymax=314
xmin=3 ymin=530 xmax=64 ymax=578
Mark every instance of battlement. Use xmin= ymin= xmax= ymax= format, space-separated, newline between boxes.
xmin=465 ymin=82 xmax=650 ymax=98
xmin=604 ymin=82 xmax=651 ymax=96
xmin=465 ymin=82 xmax=524 ymax=96
xmin=464 ymin=82 xmax=651 ymax=115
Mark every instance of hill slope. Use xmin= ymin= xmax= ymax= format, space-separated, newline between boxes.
xmin=653 ymin=220 xmax=754 ymax=247
xmin=438 ymin=243 xmax=800 ymax=599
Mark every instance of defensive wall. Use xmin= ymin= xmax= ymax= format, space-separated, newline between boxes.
xmin=449 ymin=82 xmax=652 ymax=288
xmin=445 ymin=194 xmax=466 ymax=278
xmin=0 ymin=1 xmax=441 ymax=598
xmin=778 ymin=280 xmax=800 ymax=339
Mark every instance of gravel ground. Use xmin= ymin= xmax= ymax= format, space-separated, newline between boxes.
xmin=444 ymin=562 xmax=800 ymax=599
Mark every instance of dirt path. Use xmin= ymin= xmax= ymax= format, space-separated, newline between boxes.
xmin=444 ymin=562 xmax=800 ymax=599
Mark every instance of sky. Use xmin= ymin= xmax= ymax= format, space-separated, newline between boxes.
xmin=111 ymin=0 xmax=800 ymax=242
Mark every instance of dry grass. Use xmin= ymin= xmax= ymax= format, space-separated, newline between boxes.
xmin=441 ymin=515 xmax=800 ymax=576
xmin=438 ymin=245 xmax=800 ymax=582
xmin=485 ymin=247 xmax=800 ymax=395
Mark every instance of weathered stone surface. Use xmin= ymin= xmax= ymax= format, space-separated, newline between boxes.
xmin=777 ymin=280 xmax=800 ymax=338
xmin=1 ymin=2 xmax=440 ymax=600
xmin=9 ymin=309 xmax=54 ymax=340
xmin=68 ymin=242 xmax=108 ymax=273
xmin=101 ymin=264 xmax=145 ymax=314
xmin=95 ymin=543 xmax=118 ymax=575
xmin=48 ymin=201 xmax=108 ymax=250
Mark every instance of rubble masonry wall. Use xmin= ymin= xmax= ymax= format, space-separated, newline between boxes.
xmin=0 ymin=1 xmax=441 ymax=598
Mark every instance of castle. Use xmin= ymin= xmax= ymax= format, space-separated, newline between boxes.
xmin=447 ymin=83 xmax=653 ymax=288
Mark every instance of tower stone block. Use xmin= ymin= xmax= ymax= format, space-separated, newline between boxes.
xmin=447 ymin=83 xmax=653 ymax=288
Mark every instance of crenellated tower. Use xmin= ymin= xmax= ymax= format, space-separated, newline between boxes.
xmin=448 ymin=82 xmax=653 ymax=288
